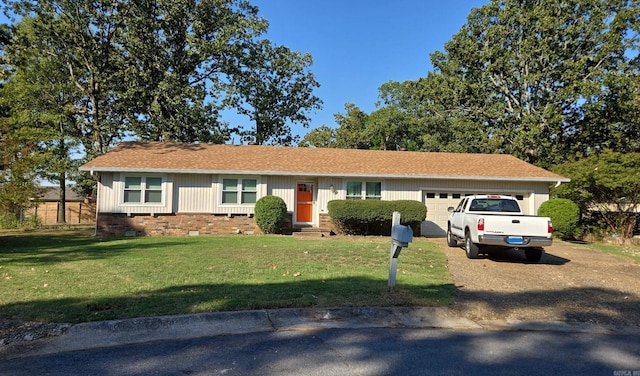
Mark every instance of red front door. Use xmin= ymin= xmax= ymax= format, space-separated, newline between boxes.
xmin=296 ymin=183 xmax=314 ymax=223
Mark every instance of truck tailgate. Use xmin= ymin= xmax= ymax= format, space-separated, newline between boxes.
xmin=482 ymin=215 xmax=550 ymax=237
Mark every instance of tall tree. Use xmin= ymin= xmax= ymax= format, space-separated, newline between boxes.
xmin=6 ymin=0 xmax=130 ymax=158
xmin=119 ymin=0 xmax=269 ymax=143
xmin=298 ymin=124 xmax=336 ymax=148
xmin=5 ymin=0 xmax=322 ymax=148
xmin=376 ymin=78 xmax=492 ymax=153
xmin=378 ymin=0 xmax=640 ymax=168
xmin=364 ymin=107 xmax=408 ymax=151
xmin=0 ymin=23 xmax=46 ymax=224
xmin=223 ymin=40 xmax=322 ymax=145
xmin=333 ymin=103 xmax=371 ymax=149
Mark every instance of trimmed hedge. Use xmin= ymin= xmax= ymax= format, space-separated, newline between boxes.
xmin=327 ymin=200 xmax=427 ymax=236
xmin=254 ymin=195 xmax=288 ymax=234
xmin=538 ymin=198 xmax=581 ymax=240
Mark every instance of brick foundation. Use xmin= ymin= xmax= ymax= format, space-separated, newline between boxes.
xmin=97 ymin=213 xmax=261 ymax=237
xmin=319 ymin=213 xmax=336 ymax=232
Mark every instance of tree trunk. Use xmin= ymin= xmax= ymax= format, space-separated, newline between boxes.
xmin=57 ymin=175 xmax=66 ymax=223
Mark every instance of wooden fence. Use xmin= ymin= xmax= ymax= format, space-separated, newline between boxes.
xmin=24 ymin=201 xmax=96 ymax=225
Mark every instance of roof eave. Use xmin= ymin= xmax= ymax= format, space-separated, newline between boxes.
xmin=80 ymin=166 xmax=569 ymax=183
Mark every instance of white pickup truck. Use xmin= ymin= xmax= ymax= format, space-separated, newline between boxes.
xmin=446 ymin=195 xmax=553 ymax=262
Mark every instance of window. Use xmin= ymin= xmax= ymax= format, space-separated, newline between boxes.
xmin=365 ymin=182 xmax=381 ymax=200
xmin=469 ymin=198 xmax=521 ymax=213
xmin=346 ymin=181 xmax=362 ymax=200
xmin=124 ymin=176 xmax=163 ymax=204
xmin=346 ymin=181 xmax=382 ymax=200
xmin=439 ymin=193 xmax=448 ymax=199
xmin=222 ymin=178 xmax=257 ymax=204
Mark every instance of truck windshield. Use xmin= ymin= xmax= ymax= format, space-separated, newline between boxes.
xmin=469 ymin=198 xmax=521 ymax=213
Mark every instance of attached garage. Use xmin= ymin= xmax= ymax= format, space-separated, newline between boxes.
xmin=421 ymin=190 xmax=530 ymax=237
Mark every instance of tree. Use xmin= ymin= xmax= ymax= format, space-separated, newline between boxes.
xmin=0 ymin=22 xmax=44 ymax=225
xmin=365 ymin=107 xmax=409 ymax=151
xmin=0 ymin=104 xmax=44 ymax=227
xmin=5 ymin=0 xmax=322 ymax=149
xmin=1 ymin=17 xmax=83 ymax=222
xmin=552 ymin=150 xmax=640 ymax=239
xmin=376 ymin=78 xmax=492 ymax=153
xmin=119 ymin=0 xmax=270 ymax=143
xmin=224 ymin=40 xmax=322 ymax=145
xmin=6 ymin=0 xmax=131 ymax=158
xmin=298 ymin=125 xmax=336 ymax=148
xmin=378 ymin=0 xmax=640 ymax=168
xmin=333 ymin=103 xmax=371 ymax=149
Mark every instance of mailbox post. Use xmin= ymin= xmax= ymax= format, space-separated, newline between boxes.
xmin=388 ymin=211 xmax=413 ymax=291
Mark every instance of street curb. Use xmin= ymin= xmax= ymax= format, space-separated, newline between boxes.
xmin=3 ymin=307 xmax=639 ymax=360
xmin=476 ymin=319 xmax=640 ymax=336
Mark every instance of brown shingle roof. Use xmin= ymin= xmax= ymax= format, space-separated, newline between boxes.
xmin=80 ymin=141 xmax=568 ymax=182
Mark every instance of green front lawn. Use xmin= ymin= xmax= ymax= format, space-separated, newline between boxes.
xmin=0 ymin=231 xmax=454 ymax=323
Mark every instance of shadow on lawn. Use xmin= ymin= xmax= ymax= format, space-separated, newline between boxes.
xmin=0 ymin=278 xmax=456 ymax=323
xmin=2 ymin=277 xmax=640 ymax=328
xmin=0 ymin=232 xmax=187 ymax=265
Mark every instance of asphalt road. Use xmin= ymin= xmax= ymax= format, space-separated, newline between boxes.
xmin=2 ymin=327 xmax=640 ymax=375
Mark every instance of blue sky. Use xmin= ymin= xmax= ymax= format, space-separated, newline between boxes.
xmin=245 ymin=0 xmax=490 ymax=140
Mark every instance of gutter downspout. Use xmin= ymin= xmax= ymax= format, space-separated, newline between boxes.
xmin=93 ymin=171 xmax=100 ymax=237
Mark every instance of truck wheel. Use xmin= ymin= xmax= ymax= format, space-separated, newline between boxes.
xmin=525 ymin=248 xmax=543 ymax=262
xmin=465 ymin=231 xmax=480 ymax=259
xmin=447 ymin=227 xmax=458 ymax=247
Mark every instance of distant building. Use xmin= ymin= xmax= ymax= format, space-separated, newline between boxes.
xmin=25 ymin=186 xmax=95 ymax=225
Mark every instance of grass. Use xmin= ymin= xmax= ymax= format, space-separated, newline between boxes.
xmin=577 ymin=240 xmax=640 ymax=263
xmin=0 ymin=230 xmax=455 ymax=323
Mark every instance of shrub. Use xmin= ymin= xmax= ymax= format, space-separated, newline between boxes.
xmin=327 ymin=200 xmax=427 ymax=235
xmin=0 ymin=212 xmax=20 ymax=229
xmin=538 ymin=198 xmax=581 ymax=240
xmin=254 ymin=195 xmax=288 ymax=234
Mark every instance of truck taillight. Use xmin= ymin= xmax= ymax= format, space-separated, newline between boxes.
xmin=477 ymin=218 xmax=485 ymax=232
xmin=548 ymin=220 xmax=553 ymax=234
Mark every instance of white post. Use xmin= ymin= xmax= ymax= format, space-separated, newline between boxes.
xmin=388 ymin=211 xmax=402 ymax=291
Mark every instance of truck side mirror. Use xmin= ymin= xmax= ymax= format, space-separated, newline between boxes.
xmin=448 ymin=206 xmax=455 ymax=212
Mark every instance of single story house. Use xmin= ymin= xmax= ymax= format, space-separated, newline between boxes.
xmin=79 ymin=141 xmax=569 ymax=237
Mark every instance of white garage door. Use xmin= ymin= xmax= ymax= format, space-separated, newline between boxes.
xmin=421 ymin=191 xmax=529 ymax=237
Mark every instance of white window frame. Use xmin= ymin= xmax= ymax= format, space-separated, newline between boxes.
xmin=219 ymin=176 xmax=260 ymax=206
xmin=345 ymin=180 xmax=382 ymax=200
xmin=122 ymin=175 xmax=165 ymax=206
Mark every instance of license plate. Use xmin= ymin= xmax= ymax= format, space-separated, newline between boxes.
xmin=506 ymin=236 xmax=524 ymax=244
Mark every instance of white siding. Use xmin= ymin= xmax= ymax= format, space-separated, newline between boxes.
xmin=97 ymin=172 xmax=115 ymax=212
xmin=383 ymin=180 xmax=423 ymax=201
xmin=317 ymin=177 xmax=343 ymax=214
xmin=174 ymin=174 xmax=213 ymax=213
xmin=266 ymin=175 xmax=296 ymax=210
